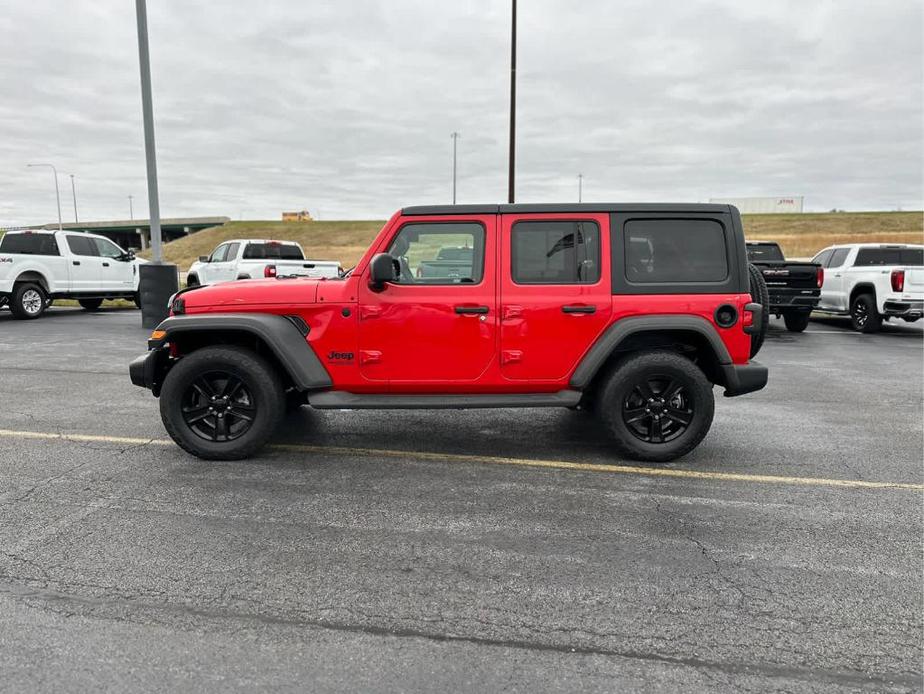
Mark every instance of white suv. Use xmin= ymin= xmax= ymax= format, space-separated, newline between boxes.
xmin=812 ymin=243 xmax=924 ymax=332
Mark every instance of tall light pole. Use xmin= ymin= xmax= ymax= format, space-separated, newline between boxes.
xmin=450 ymin=131 xmax=460 ymax=204
xmin=128 ymin=195 xmax=134 ymax=220
xmin=578 ymin=173 xmax=583 ymax=203
xmin=69 ymin=174 xmax=78 ymax=223
xmin=134 ymin=0 xmax=178 ymax=328
xmin=507 ymin=0 xmax=517 ymax=204
xmin=27 ymin=164 xmax=62 ymax=230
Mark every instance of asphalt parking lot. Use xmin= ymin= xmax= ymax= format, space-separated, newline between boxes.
xmin=1 ymin=307 xmax=921 ymax=693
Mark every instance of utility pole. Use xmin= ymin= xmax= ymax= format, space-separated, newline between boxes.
xmin=69 ymin=174 xmax=78 ymax=223
xmin=451 ymin=131 xmax=460 ymax=204
xmin=27 ymin=164 xmax=62 ymax=230
xmin=507 ymin=0 xmax=517 ymax=204
xmin=578 ymin=173 xmax=583 ymax=203
xmin=134 ymin=0 xmax=178 ymax=327
xmin=128 ymin=195 xmax=134 ymax=220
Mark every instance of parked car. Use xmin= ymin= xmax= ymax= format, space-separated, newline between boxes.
xmin=186 ymin=239 xmax=341 ymax=287
xmin=811 ymin=243 xmax=924 ymax=332
xmin=0 ymin=230 xmax=143 ymax=319
xmin=130 ymin=203 xmax=768 ymax=463
xmin=746 ymin=241 xmax=822 ymax=332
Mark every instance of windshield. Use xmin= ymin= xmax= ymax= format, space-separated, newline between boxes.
xmin=747 ymin=244 xmax=784 ymax=262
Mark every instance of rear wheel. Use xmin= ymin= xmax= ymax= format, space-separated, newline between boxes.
xmin=597 ymin=351 xmax=715 ymax=463
xmin=850 ymin=293 xmax=882 ymax=333
xmin=747 ymin=264 xmax=770 ymax=357
xmin=159 ymin=346 xmax=285 ymax=460
xmin=783 ymin=310 xmax=811 ymax=332
xmin=10 ymin=283 xmax=47 ymax=320
xmin=78 ymin=298 xmax=103 ymax=311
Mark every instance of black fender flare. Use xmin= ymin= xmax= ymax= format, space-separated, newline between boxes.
xmin=570 ymin=315 xmax=732 ymax=390
xmin=153 ymin=313 xmax=332 ymax=391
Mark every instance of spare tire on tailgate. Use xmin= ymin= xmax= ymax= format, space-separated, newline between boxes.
xmin=747 ymin=263 xmax=770 ymax=358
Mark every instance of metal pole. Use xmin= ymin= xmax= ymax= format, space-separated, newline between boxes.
xmin=135 ymin=0 xmax=163 ymax=262
xmin=578 ymin=173 xmax=583 ymax=203
xmin=27 ymin=164 xmax=62 ymax=230
xmin=451 ymin=131 xmax=460 ymax=204
xmin=128 ymin=195 xmax=134 ymax=220
xmin=507 ymin=0 xmax=516 ymax=204
xmin=69 ymin=174 xmax=78 ymax=223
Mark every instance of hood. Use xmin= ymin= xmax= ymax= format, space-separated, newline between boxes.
xmin=182 ymin=277 xmax=320 ymax=311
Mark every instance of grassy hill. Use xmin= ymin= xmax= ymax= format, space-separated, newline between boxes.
xmin=147 ymin=211 xmax=922 ymax=271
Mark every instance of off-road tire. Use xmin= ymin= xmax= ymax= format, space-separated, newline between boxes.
xmin=783 ymin=310 xmax=811 ymax=333
xmin=597 ymin=350 xmax=715 ymax=463
xmin=850 ymin=293 xmax=882 ymax=333
xmin=10 ymin=282 xmax=47 ymax=320
xmin=78 ymin=298 xmax=103 ymax=311
xmin=747 ymin=263 xmax=770 ymax=357
xmin=160 ymin=346 xmax=285 ymax=460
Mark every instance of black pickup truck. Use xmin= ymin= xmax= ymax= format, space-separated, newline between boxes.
xmin=746 ymin=241 xmax=823 ymax=332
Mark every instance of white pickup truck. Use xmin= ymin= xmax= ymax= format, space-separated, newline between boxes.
xmin=0 ymin=230 xmax=143 ymax=319
xmin=186 ymin=239 xmax=341 ymax=287
xmin=811 ymin=243 xmax=924 ymax=332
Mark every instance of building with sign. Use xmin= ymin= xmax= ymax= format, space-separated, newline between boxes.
xmin=709 ymin=196 xmax=804 ymax=214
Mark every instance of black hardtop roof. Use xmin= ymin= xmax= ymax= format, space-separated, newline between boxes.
xmin=402 ymin=203 xmax=734 ymax=216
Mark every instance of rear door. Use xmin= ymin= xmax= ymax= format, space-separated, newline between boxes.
xmin=499 ymin=213 xmax=612 ymax=382
xmin=64 ymin=234 xmax=103 ymax=291
xmin=92 ymin=236 xmax=134 ymax=291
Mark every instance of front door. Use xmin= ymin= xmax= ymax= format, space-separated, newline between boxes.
xmin=92 ymin=237 xmax=134 ymax=291
xmin=499 ymin=213 xmax=612 ymax=382
xmin=822 ymin=247 xmax=851 ymax=311
xmin=358 ymin=216 xmax=496 ymax=387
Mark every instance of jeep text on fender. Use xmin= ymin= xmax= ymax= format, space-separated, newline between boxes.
xmin=130 ymin=203 xmax=768 ymax=462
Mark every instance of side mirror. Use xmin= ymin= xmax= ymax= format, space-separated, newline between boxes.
xmin=368 ymin=253 xmax=399 ymax=291
xmin=198 ymin=255 xmax=210 ymax=263
xmin=123 ymin=249 xmax=136 ymax=261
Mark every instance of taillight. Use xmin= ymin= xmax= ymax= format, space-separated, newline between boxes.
xmin=264 ymin=264 xmax=277 ymax=278
xmin=816 ymin=266 xmax=824 ymax=288
xmin=891 ymin=269 xmax=905 ymax=292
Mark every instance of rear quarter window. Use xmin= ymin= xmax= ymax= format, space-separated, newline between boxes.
xmin=0 ymin=234 xmax=60 ymax=256
xmin=625 ymin=219 xmax=728 ymax=283
xmin=854 ymin=248 xmax=902 ymax=266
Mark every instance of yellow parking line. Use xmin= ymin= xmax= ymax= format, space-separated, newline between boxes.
xmin=0 ymin=428 xmax=921 ymax=491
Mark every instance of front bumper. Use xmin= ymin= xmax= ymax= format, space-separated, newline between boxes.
xmin=129 ymin=347 xmax=169 ymax=395
xmin=720 ymin=361 xmax=768 ymax=397
xmin=883 ymin=299 xmax=923 ymax=318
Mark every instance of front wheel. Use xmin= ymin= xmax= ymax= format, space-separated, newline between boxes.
xmin=10 ymin=283 xmax=47 ymax=320
xmin=850 ymin=293 xmax=882 ymax=333
xmin=783 ymin=310 xmax=811 ymax=332
xmin=597 ymin=350 xmax=715 ymax=463
xmin=159 ymin=346 xmax=286 ymax=460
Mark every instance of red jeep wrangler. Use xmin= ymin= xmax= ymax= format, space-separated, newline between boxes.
xmin=130 ymin=204 xmax=769 ymax=462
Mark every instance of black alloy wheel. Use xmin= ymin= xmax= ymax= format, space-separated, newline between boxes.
xmin=622 ymin=375 xmax=693 ymax=444
xmin=181 ymin=371 xmax=257 ymax=442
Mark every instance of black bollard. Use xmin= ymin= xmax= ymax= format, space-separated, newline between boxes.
xmin=139 ymin=262 xmax=179 ymax=329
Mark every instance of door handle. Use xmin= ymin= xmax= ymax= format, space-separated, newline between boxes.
xmin=834 ymin=273 xmax=842 ymax=277
xmin=102 ymin=262 xmax=110 ymax=267
xmin=72 ymin=261 xmax=80 ymax=266
xmin=562 ymin=305 xmax=596 ymax=314
xmin=454 ymin=306 xmax=489 ymax=314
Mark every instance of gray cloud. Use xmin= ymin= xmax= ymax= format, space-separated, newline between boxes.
xmin=1 ymin=0 xmax=921 ymax=226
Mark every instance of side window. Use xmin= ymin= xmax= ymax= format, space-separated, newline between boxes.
xmin=66 ymin=235 xmax=99 ymax=257
xmin=386 ymin=222 xmax=485 ymax=284
xmin=827 ymin=248 xmax=849 ymax=268
xmin=625 ymin=219 xmax=727 ymax=283
xmin=92 ymin=237 xmax=125 ymax=259
xmin=854 ymin=248 xmax=901 ymax=266
xmin=0 ymin=234 xmax=60 ymax=256
xmin=812 ymin=249 xmax=834 ymax=267
xmin=225 ymin=242 xmax=240 ymax=261
xmin=511 ymin=221 xmax=600 ymax=284
xmin=209 ymin=244 xmax=229 ymax=263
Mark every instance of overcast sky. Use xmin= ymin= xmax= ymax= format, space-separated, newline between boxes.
xmin=1 ymin=0 xmax=921 ymax=226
